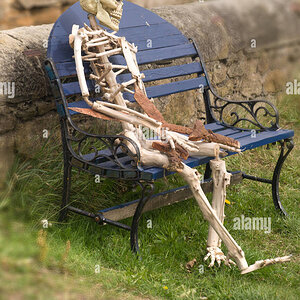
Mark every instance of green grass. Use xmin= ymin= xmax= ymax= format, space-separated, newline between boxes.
xmin=0 ymin=95 xmax=299 ymax=299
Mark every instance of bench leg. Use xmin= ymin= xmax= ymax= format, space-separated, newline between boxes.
xmin=272 ymin=138 xmax=294 ymax=216
xmin=130 ymin=182 xmax=154 ymax=253
xmin=58 ymin=159 xmax=72 ymax=222
xmin=204 ymin=163 xmax=212 ymax=180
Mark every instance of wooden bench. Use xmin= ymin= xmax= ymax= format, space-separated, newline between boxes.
xmin=45 ymin=0 xmax=294 ymax=253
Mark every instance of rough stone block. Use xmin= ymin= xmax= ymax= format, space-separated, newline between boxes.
xmin=212 ymin=63 xmax=227 ymax=84
xmin=241 ymin=73 xmax=263 ymax=98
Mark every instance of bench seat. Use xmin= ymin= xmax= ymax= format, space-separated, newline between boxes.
xmin=77 ymin=122 xmax=294 ymax=181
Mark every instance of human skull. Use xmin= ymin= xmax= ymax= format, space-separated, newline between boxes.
xmin=80 ymin=0 xmax=123 ymax=32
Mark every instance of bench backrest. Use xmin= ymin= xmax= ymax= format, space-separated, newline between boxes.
xmin=46 ymin=1 xmax=210 ymax=118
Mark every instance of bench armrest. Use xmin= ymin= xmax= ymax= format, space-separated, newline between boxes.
xmin=65 ymin=128 xmax=142 ymax=171
xmin=209 ymin=94 xmax=280 ymax=131
xmin=45 ymin=59 xmax=142 ymax=172
xmin=189 ymin=41 xmax=280 ymax=131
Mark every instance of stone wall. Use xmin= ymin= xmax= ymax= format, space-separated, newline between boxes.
xmin=0 ymin=0 xmax=300 ymax=186
xmin=0 ymin=0 xmax=195 ymax=30
xmin=0 ymin=0 xmax=77 ymax=30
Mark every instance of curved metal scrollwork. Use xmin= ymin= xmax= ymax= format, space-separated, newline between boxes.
xmin=210 ymin=94 xmax=280 ymax=131
xmin=65 ymin=127 xmax=142 ymax=172
xmin=189 ymin=39 xmax=280 ymax=132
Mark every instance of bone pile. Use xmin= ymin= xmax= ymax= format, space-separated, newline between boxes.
xmin=69 ymin=12 xmax=292 ymax=274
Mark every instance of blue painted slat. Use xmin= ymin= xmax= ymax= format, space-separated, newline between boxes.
xmin=52 ymin=22 xmax=180 ymax=41
xmin=48 ymin=37 xmax=69 ymax=63
xmin=55 ymin=43 xmax=197 ymax=79
xmin=57 ymin=61 xmax=202 ymax=84
xmin=67 ymin=98 xmax=113 ymax=116
xmin=68 ymin=100 xmax=91 ymax=109
xmin=67 ymin=100 xmax=92 ymax=115
xmin=62 ymin=80 xmax=95 ymax=96
xmin=118 ymin=7 xmax=167 ymax=28
xmin=49 ymin=23 xmax=182 ymax=63
xmin=134 ymin=34 xmax=188 ymax=51
xmin=48 ymin=1 xmax=167 ymax=38
xmin=122 ymin=76 xmax=207 ymax=102
xmin=52 ymin=40 xmax=195 ymax=65
xmin=146 ymin=76 xmax=208 ymax=99
xmin=56 ymin=61 xmax=90 ymax=77
xmin=212 ymin=128 xmax=241 ymax=137
xmin=117 ymin=62 xmax=203 ymax=84
xmin=205 ymin=126 xmax=252 ymax=139
xmin=50 ymin=34 xmax=189 ymax=64
xmin=62 ymin=75 xmax=207 ymax=99
xmin=204 ymin=122 xmax=226 ymax=131
xmin=117 ymin=23 xmax=182 ymax=42
xmin=137 ymin=43 xmax=197 ymax=65
xmin=239 ymin=129 xmax=294 ymax=151
xmin=109 ymin=43 xmax=197 ymax=67
xmin=227 ymin=130 xmax=252 ymax=139
xmin=86 ymin=154 xmax=134 ymax=173
xmin=83 ymin=149 xmax=130 ymax=167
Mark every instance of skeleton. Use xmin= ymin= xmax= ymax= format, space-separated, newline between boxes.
xmin=80 ymin=0 xmax=123 ymax=31
xmin=69 ymin=4 xmax=292 ymax=274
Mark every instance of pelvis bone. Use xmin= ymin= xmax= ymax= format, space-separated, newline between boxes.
xmin=80 ymin=0 xmax=123 ymax=31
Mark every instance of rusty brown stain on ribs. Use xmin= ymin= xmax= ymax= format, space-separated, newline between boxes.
xmin=68 ymin=107 xmax=114 ymax=120
xmin=189 ymin=120 xmax=240 ymax=148
xmin=152 ymin=141 xmax=190 ymax=170
xmin=134 ymin=87 xmax=240 ymax=149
